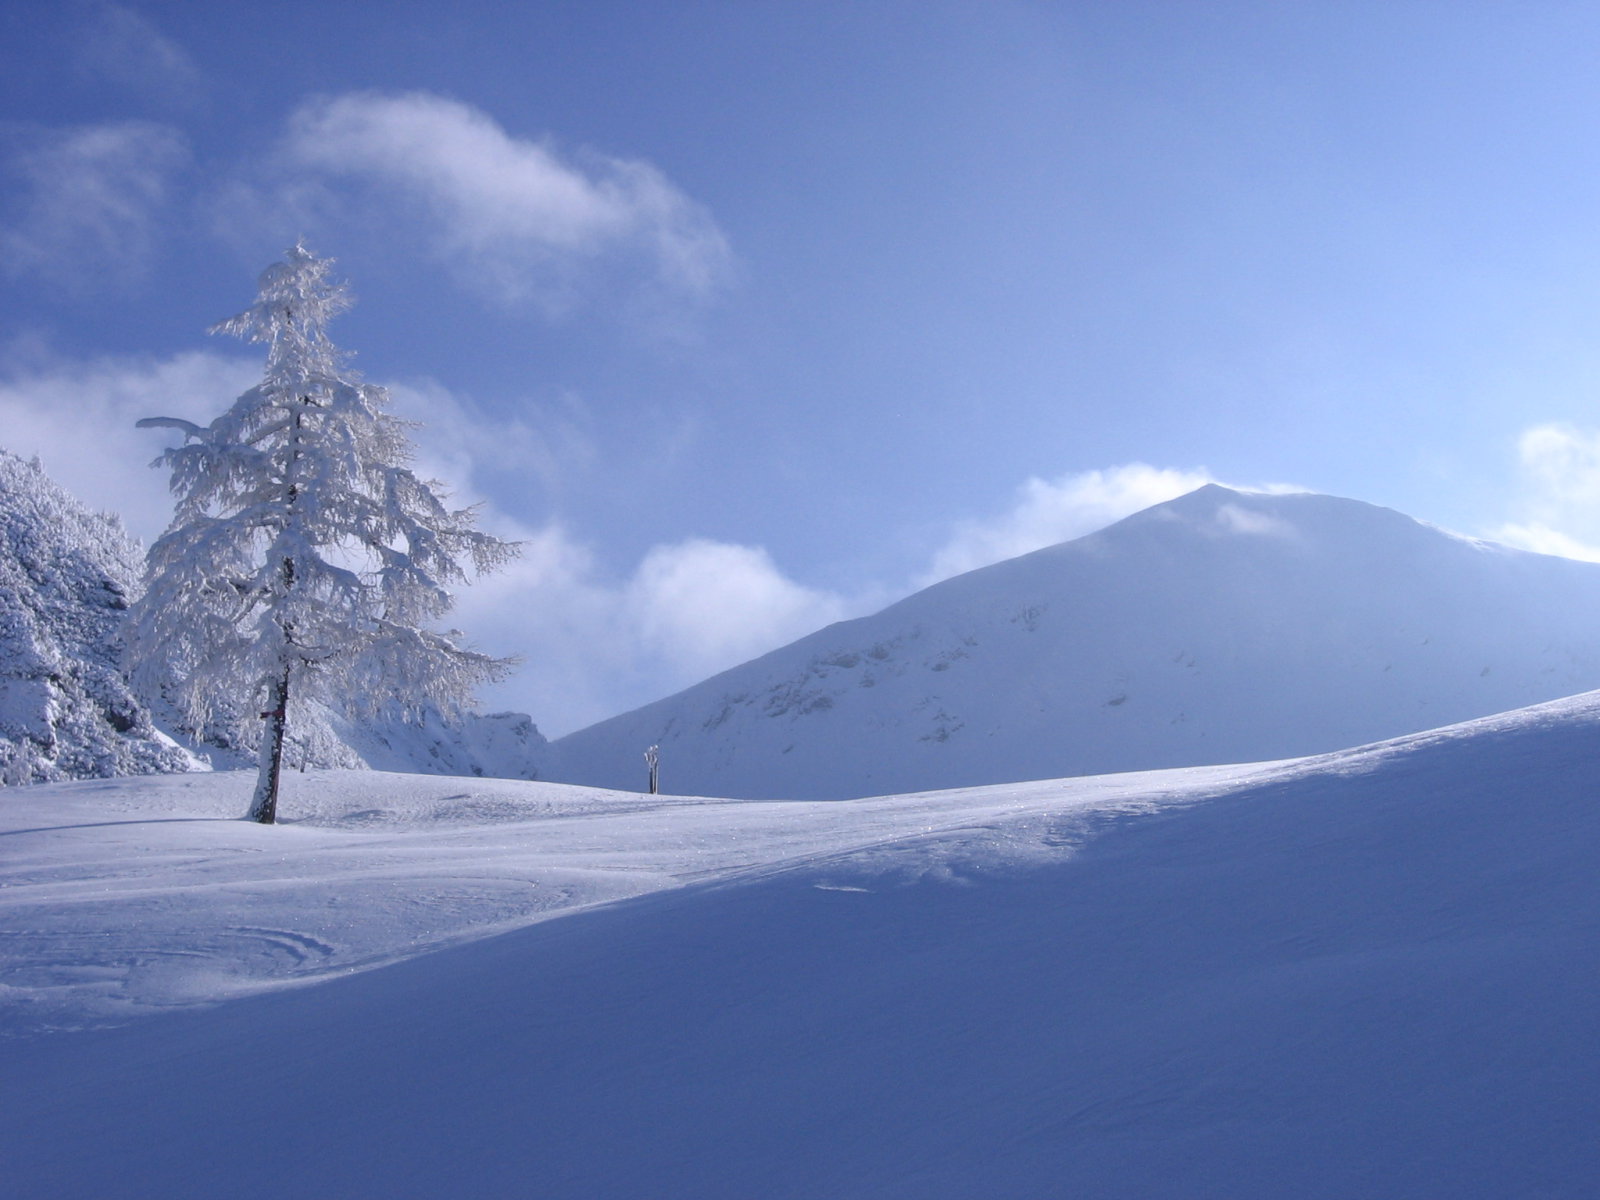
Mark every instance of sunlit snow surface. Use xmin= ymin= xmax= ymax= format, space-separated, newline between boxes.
xmin=5 ymin=693 xmax=1600 ymax=1198
xmin=0 ymin=759 xmax=1274 ymax=1033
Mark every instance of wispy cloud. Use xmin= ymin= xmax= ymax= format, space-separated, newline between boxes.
xmin=0 ymin=120 xmax=189 ymax=288
xmin=1490 ymin=424 xmax=1600 ymax=561
xmin=386 ymin=377 xmax=600 ymax=506
xmin=382 ymin=386 xmax=843 ymax=731
xmin=916 ymin=463 xmax=1218 ymax=586
xmin=277 ymin=91 xmax=732 ymax=309
xmin=442 ymin=522 xmax=629 ymax=732
xmin=74 ymin=3 xmax=204 ymax=107
xmin=1491 ymin=522 xmax=1600 ymax=563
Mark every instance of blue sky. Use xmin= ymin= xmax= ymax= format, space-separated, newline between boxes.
xmin=7 ymin=1 xmax=1600 ymax=734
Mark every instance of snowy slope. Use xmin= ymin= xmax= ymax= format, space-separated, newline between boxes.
xmin=334 ymin=705 xmax=547 ymax=779
xmin=0 ymin=757 xmax=1261 ymax=1033
xmin=4 ymin=694 xmax=1600 ymax=1197
xmin=545 ymin=484 xmax=1600 ymax=798
xmin=0 ymin=449 xmax=188 ymax=784
xmin=193 ymin=700 xmax=550 ymax=780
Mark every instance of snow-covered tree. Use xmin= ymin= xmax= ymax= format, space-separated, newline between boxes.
xmin=0 ymin=448 xmax=190 ymax=785
xmin=130 ymin=243 xmax=517 ymax=823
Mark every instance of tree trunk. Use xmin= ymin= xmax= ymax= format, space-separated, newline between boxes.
xmin=249 ymin=542 xmax=298 ymax=824
xmin=248 ymin=664 xmax=291 ymax=824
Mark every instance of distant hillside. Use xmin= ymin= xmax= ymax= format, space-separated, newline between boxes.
xmin=545 ymin=485 xmax=1600 ymax=799
xmin=0 ymin=449 xmax=189 ymax=784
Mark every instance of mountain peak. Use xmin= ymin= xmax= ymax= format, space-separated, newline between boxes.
xmin=545 ymin=487 xmax=1600 ymax=799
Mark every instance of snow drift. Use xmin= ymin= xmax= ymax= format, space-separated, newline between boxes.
xmin=544 ymin=484 xmax=1600 ymax=798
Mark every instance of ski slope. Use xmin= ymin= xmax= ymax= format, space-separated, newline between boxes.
xmin=5 ymin=691 xmax=1600 ymax=1197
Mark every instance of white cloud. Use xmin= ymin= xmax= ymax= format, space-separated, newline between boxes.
xmin=0 ymin=348 xmax=258 ymax=540
xmin=1490 ymin=522 xmax=1600 ymax=563
xmin=627 ymin=540 xmax=847 ymax=678
xmin=1489 ymin=424 xmax=1600 ymax=560
xmin=1515 ymin=424 xmax=1600 ymax=509
xmin=388 ymin=382 xmax=843 ymax=732
xmin=449 ymin=528 xmax=850 ymax=737
xmin=0 ymin=120 xmax=189 ymax=287
xmin=430 ymin=521 xmax=623 ymax=733
xmin=917 ymin=463 xmax=1216 ymax=585
xmin=278 ymin=91 xmax=731 ymax=308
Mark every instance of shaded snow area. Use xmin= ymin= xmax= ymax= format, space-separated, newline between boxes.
xmin=5 ymin=692 xmax=1600 ymax=1197
xmin=0 ymin=449 xmax=188 ymax=784
xmin=547 ymin=484 xmax=1600 ymax=799
xmin=195 ymin=701 xmax=550 ymax=779
xmin=333 ymin=706 xmax=547 ymax=780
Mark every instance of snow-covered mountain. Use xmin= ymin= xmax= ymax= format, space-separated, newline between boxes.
xmin=544 ymin=484 xmax=1600 ymax=799
xmin=0 ymin=449 xmax=189 ymax=784
xmin=0 ymin=447 xmax=543 ymax=784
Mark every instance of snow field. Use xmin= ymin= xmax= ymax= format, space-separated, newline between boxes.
xmin=5 ymin=691 xmax=1600 ymax=1196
